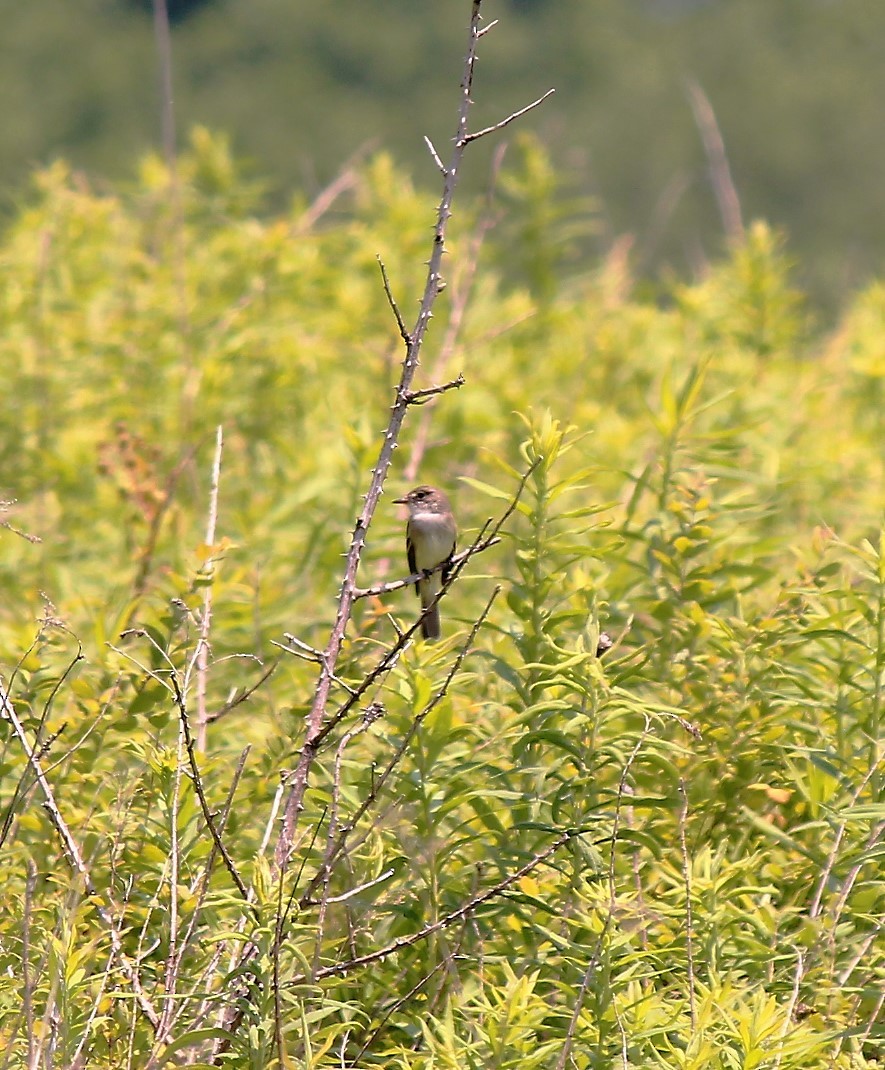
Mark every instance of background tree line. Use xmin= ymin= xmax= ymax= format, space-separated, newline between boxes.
xmin=3 ymin=0 xmax=885 ymax=310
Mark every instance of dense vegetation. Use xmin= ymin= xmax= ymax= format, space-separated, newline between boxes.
xmin=5 ymin=0 xmax=885 ymax=307
xmin=0 ymin=123 xmax=883 ymax=1065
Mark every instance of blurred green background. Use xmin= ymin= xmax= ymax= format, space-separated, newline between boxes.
xmin=3 ymin=0 xmax=884 ymax=310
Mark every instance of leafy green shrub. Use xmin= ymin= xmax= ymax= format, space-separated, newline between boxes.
xmin=0 ymin=132 xmax=882 ymax=1067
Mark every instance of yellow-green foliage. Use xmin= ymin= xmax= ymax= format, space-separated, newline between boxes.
xmin=0 ymin=133 xmax=882 ymax=1068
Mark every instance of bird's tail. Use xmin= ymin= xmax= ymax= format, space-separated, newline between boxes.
xmin=419 ymin=577 xmax=442 ymax=642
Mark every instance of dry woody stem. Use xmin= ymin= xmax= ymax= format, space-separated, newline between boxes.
xmin=1 ymin=680 xmax=161 ymax=1031
xmin=272 ymin=0 xmax=552 ymax=873
xmin=211 ymin=3 xmax=553 ymax=1055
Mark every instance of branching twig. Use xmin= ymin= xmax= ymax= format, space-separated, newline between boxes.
xmin=210 ymin=4 xmax=553 ymax=1056
xmin=298 ymin=827 xmax=573 ymax=984
xmin=272 ymin=0 xmax=552 ymax=873
xmin=212 ymin=588 xmax=499 ymax=1060
xmin=170 ymin=675 xmax=253 ymax=908
xmin=298 ymin=587 xmax=500 ymax=910
xmin=1 ymin=681 xmax=160 ymax=1031
xmin=404 ymin=373 xmax=465 ymax=405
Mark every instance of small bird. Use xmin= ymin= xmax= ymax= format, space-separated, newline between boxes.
xmin=394 ymin=485 xmax=457 ymax=641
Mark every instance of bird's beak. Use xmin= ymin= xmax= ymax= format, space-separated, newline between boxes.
xmin=393 ymin=495 xmax=408 ymax=504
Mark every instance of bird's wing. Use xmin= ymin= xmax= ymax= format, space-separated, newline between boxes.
xmin=406 ymin=531 xmax=420 ymax=597
xmin=441 ymin=538 xmax=456 ymax=585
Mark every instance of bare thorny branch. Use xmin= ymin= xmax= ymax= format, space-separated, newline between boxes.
xmin=273 ymin=0 xmax=552 ymax=873
xmin=210 ymin=3 xmax=553 ymax=1057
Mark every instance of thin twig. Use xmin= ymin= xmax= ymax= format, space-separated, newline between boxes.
xmin=206 ymin=660 xmax=278 ymax=724
xmin=773 ymin=948 xmax=805 ymax=1070
xmin=855 ymin=984 xmax=885 ymax=1056
xmin=195 ymin=425 xmax=224 ymax=750
xmin=69 ymin=937 xmax=119 ymax=1070
xmin=423 ymin=135 xmax=446 ymax=175
xmin=678 ymin=778 xmax=697 ymax=1030
xmin=0 ymin=635 xmax=74 ymax=852
xmin=686 ymin=79 xmax=744 ymax=244
xmin=311 ymin=707 xmax=380 ymax=978
xmin=464 ymin=89 xmax=555 ymax=144
xmin=353 ymin=958 xmax=450 ymax=1061
xmin=298 ymin=588 xmax=500 ymax=910
xmin=300 ymin=828 xmax=573 ymax=984
xmin=377 ymin=256 xmax=411 ymax=344
xmin=809 ymin=759 xmax=882 ymax=918
xmin=151 ymin=0 xmax=175 ymax=165
xmin=405 ymin=373 xmax=466 ymax=405
xmin=353 ymin=531 xmax=497 ymax=600
xmin=404 ymin=140 xmax=507 ymax=485
xmin=150 ymin=747 xmax=250 ymax=1065
xmin=170 ymin=675 xmax=253 ymax=907
xmin=22 ymin=860 xmax=36 ymax=1070
xmin=556 ymin=717 xmax=651 ymax=1070
xmin=294 ymin=141 xmax=377 ymax=234
xmin=157 ymin=719 xmax=186 ymax=1040
xmin=1 ymin=681 xmax=160 ymax=1030
xmin=0 ymin=500 xmax=42 ymax=544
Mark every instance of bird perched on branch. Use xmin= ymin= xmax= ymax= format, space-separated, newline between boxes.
xmin=394 ymin=485 xmax=457 ymax=642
